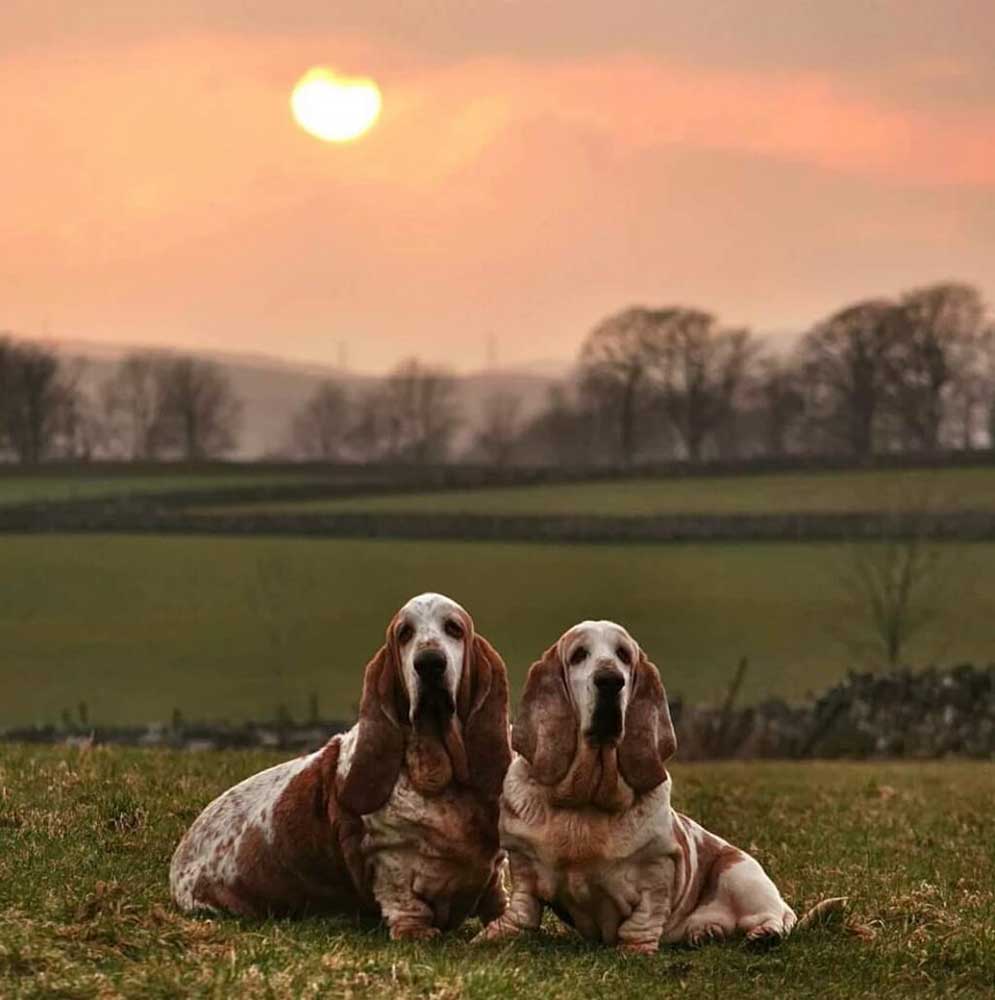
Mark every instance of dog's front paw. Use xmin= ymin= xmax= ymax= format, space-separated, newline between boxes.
xmin=389 ymin=923 xmax=441 ymax=942
xmin=618 ymin=939 xmax=659 ymax=956
xmin=472 ymin=913 xmax=524 ymax=944
xmin=685 ymin=921 xmax=728 ymax=947
xmin=742 ymin=911 xmax=794 ymax=947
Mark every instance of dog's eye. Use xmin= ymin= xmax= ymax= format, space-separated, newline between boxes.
xmin=616 ymin=646 xmax=632 ymax=665
xmin=397 ymin=624 xmax=414 ymax=644
xmin=444 ymin=619 xmax=464 ymax=639
xmin=569 ymin=646 xmax=588 ymax=665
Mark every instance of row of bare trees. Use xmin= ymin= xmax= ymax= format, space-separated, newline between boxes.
xmin=284 ymin=281 xmax=995 ymax=467
xmin=102 ymin=353 xmax=241 ymax=460
xmin=0 ymin=339 xmax=242 ymax=463
xmin=4 ymin=279 xmax=993 ymax=465
xmin=517 ymin=281 xmax=995 ymax=467
xmin=287 ymin=359 xmax=463 ymax=463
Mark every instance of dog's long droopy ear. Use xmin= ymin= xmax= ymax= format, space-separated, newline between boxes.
xmin=338 ymin=643 xmax=408 ymax=815
xmin=618 ymin=649 xmax=677 ymax=794
xmin=458 ymin=633 xmax=512 ymax=798
xmin=511 ymin=643 xmax=575 ymax=786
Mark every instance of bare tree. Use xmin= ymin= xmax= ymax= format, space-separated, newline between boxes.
xmin=833 ymin=526 xmax=949 ymax=669
xmin=579 ymin=307 xmax=660 ymax=465
xmin=101 ymin=352 xmax=169 ymax=459
xmin=514 ymin=383 xmax=606 ymax=467
xmin=156 ymin=357 xmax=242 ymax=460
xmin=0 ymin=339 xmax=80 ymax=463
xmin=52 ymin=358 xmax=106 ymax=460
xmin=472 ymin=391 xmax=522 ymax=466
xmin=799 ymin=299 xmax=898 ymax=458
xmin=288 ymin=380 xmax=351 ymax=460
xmin=891 ymin=282 xmax=988 ymax=451
xmin=378 ymin=358 xmax=461 ymax=463
xmin=0 ymin=336 xmax=14 ymax=457
xmin=947 ymin=361 xmax=990 ymax=450
xmin=831 ymin=479 xmax=959 ymax=670
xmin=345 ymin=384 xmax=391 ymax=461
xmin=983 ymin=327 xmax=995 ymax=450
xmin=656 ymin=310 xmax=758 ymax=461
xmin=753 ymin=355 xmax=807 ymax=457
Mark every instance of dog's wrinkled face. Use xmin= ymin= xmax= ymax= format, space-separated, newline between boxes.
xmin=559 ymin=620 xmax=637 ymax=746
xmin=393 ymin=592 xmax=469 ymax=728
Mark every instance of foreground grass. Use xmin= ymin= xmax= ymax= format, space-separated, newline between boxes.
xmin=1 ymin=535 xmax=992 ymax=726
xmin=0 ymin=748 xmax=992 ymax=998
xmin=215 ymin=466 xmax=995 ymax=517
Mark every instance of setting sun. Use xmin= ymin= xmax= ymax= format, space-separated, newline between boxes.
xmin=290 ymin=67 xmax=382 ymax=143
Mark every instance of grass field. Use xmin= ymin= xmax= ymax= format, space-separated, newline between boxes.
xmin=209 ymin=466 xmax=995 ymax=517
xmin=0 ymin=473 xmax=327 ymax=508
xmin=0 ymin=534 xmax=991 ymax=727
xmin=1 ymin=746 xmax=992 ymax=998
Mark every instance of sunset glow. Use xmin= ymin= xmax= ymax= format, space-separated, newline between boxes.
xmin=290 ymin=67 xmax=382 ymax=143
xmin=3 ymin=3 xmax=994 ymax=371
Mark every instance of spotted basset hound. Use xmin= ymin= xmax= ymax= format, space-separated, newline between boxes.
xmin=170 ymin=593 xmax=512 ymax=940
xmin=477 ymin=620 xmax=798 ymax=953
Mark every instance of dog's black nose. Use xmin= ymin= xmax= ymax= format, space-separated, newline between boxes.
xmin=414 ymin=648 xmax=447 ymax=680
xmin=594 ymin=670 xmax=625 ymax=695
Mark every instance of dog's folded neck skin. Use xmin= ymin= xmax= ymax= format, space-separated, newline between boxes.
xmin=551 ymin=742 xmax=633 ymax=813
xmin=407 ymin=667 xmax=468 ymax=795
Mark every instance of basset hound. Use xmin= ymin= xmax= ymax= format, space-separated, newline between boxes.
xmin=477 ymin=620 xmax=798 ymax=953
xmin=170 ymin=593 xmax=512 ymax=940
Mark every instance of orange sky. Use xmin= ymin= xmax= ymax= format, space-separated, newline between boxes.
xmin=2 ymin=1 xmax=994 ymax=372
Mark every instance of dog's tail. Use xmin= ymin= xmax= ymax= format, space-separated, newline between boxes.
xmin=796 ymin=896 xmax=848 ymax=931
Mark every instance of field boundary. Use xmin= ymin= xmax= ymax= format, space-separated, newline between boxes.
xmin=2 ymin=446 xmax=994 ymax=481
xmin=6 ymin=504 xmax=995 ymax=542
xmin=4 ymin=664 xmax=991 ymax=759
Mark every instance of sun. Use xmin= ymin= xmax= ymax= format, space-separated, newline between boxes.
xmin=290 ymin=67 xmax=382 ymax=143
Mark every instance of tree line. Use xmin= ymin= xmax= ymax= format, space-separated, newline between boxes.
xmin=531 ymin=280 xmax=995 ymax=467
xmin=291 ymin=280 xmax=995 ymax=467
xmin=0 ymin=344 xmax=241 ymax=462
xmin=2 ymin=280 xmax=993 ymax=465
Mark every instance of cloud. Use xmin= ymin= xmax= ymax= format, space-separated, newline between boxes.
xmin=419 ymin=53 xmax=995 ymax=188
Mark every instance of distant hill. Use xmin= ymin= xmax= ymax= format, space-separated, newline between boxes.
xmin=52 ymin=340 xmax=567 ymax=458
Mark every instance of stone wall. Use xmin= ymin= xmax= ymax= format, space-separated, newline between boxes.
xmin=674 ymin=664 xmax=995 ymax=759
xmin=6 ymin=505 xmax=995 ymax=542
xmin=4 ymin=664 xmax=992 ymax=759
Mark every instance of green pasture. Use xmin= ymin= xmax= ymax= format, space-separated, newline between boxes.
xmin=5 ymin=463 xmax=995 ymax=516
xmin=212 ymin=465 xmax=995 ymax=517
xmin=0 ymin=473 xmax=325 ymax=508
xmin=0 ymin=534 xmax=991 ymax=727
xmin=1 ymin=746 xmax=992 ymax=998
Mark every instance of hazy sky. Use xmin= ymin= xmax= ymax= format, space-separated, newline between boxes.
xmin=3 ymin=1 xmax=994 ymax=372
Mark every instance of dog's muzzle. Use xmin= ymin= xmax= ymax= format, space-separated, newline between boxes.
xmin=414 ymin=648 xmax=447 ymax=685
xmin=593 ymin=669 xmax=625 ymax=698
xmin=412 ymin=648 xmax=454 ymax=724
xmin=586 ymin=668 xmax=625 ymax=745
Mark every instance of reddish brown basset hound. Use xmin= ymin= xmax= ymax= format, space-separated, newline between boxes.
xmin=170 ymin=593 xmax=511 ymax=940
